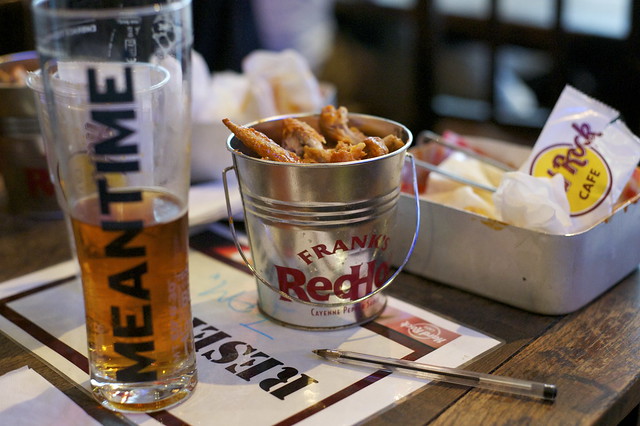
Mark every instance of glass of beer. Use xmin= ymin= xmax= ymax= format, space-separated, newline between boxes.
xmin=31 ymin=0 xmax=197 ymax=412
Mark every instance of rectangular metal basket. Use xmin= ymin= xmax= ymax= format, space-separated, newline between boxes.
xmin=391 ymin=138 xmax=640 ymax=315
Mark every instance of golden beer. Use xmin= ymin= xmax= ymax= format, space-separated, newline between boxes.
xmin=32 ymin=0 xmax=196 ymax=412
xmin=71 ymin=189 xmax=197 ymax=412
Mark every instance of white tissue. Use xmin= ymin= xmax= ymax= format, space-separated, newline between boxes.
xmin=427 ymin=152 xmax=503 ymax=194
xmin=424 ymin=152 xmax=504 ymax=218
xmin=425 ymin=186 xmax=498 ymax=218
xmin=189 ymin=49 xmax=328 ymax=181
xmin=191 ymin=49 xmax=213 ymax=121
xmin=193 ymin=70 xmax=254 ymax=124
xmin=191 ymin=49 xmax=326 ymax=125
xmin=242 ymin=49 xmax=324 ymax=117
xmin=493 ymin=172 xmax=572 ymax=234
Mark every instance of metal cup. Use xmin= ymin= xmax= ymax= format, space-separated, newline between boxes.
xmin=224 ymin=113 xmax=420 ymax=330
xmin=0 ymin=51 xmax=60 ymax=219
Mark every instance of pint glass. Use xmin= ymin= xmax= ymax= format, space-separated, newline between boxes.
xmin=31 ymin=0 xmax=197 ymax=412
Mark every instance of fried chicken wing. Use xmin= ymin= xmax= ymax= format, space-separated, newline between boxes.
xmin=319 ymin=105 xmax=366 ymax=145
xmin=223 ymin=118 xmax=301 ymax=163
xmin=383 ymin=134 xmax=405 ymax=152
xmin=224 ymin=106 xmax=405 ymax=164
xmin=281 ymin=117 xmax=326 ymax=156
xmin=301 ymin=147 xmax=331 ymax=163
xmin=363 ymin=136 xmax=389 ymax=158
xmin=303 ymin=141 xmax=367 ymax=163
xmin=330 ymin=141 xmax=367 ymax=162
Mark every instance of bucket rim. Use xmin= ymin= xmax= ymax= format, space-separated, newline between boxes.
xmin=225 ymin=111 xmax=413 ymax=167
xmin=0 ymin=51 xmax=39 ymax=89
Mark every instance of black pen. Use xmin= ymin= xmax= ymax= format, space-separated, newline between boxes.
xmin=313 ymin=349 xmax=557 ymax=402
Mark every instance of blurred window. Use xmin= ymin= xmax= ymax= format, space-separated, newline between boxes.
xmin=431 ymin=0 xmax=631 ymax=39
xmin=435 ymin=0 xmax=491 ymax=19
xmin=562 ymin=0 xmax=631 ymax=39
xmin=498 ymin=0 xmax=555 ymax=29
xmin=370 ymin=0 xmax=417 ymax=8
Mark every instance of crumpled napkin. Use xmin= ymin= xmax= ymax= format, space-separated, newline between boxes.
xmin=493 ymin=172 xmax=572 ymax=234
xmin=425 ymin=185 xmax=498 ymax=219
xmin=191 ymin=49 xmax=326 ymax=125
xmin=424 ymin=152 xmax=504 ymax=219
xmin=0 ymin=367 xmax=100 ymax=425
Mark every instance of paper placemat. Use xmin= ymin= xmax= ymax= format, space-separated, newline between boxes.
xmin=0 ymin=366 xmax=101 ymax=425
xmin=188 ymin=179 xmax=242 ymax=228
xmin=0 ymin=227 xmax=502 ymax=425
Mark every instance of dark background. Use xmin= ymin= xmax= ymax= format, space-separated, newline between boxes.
xmin=3 ymin=0 xmax=639 ymax=144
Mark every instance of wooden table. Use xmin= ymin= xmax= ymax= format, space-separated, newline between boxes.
xmin=1 ymin=211 xmax=639 ymax=425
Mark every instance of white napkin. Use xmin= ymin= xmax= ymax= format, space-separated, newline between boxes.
xmin=0 ymin=367 xmax=100 ymax=425
xmin=493 ymin=172 xmax=572 ymax=233
xmin=191 ymin=49 xmax=326 ymax=125
xmin=425 ymin=185 xmax=498 ymax=219
xmin=424 ymin=152 xmax=504 ymax=218
xmin=242 ymin=49 xmax=324 ymax=117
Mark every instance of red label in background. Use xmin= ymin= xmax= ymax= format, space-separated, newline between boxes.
xmin=376 ymin=306 xmax=460 ymax=349
xmin=25 ymin=167 xmax=55 ymax=197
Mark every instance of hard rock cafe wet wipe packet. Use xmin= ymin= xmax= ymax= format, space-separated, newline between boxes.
xmin=494 ymin=85 xmax=640 ymax=234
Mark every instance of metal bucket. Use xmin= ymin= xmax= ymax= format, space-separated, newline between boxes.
xmin=223 ymin=113 xmax=420 ymax=330
xmin=0 ymin=51 xmax=61 ymax=219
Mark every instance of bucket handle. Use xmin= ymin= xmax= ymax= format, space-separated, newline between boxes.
xmin=222 ymin=153 xmax=421 ymax=308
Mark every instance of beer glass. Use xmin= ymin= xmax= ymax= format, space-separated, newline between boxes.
xmin=31 ymin=0 xmax=197 ymax=412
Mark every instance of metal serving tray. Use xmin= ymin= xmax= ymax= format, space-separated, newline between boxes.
xmin=391 ymin=138 xmax=640 ymax=315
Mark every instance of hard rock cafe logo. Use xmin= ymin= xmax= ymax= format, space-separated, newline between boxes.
xmin=529 ymin=122 xmax=612 ymax=216
xmin=401 ymin=320 xmax=447 ymax=344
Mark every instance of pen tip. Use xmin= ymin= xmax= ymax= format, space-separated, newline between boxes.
xmin=544 ymin=384 xmax=558 ymax=401
xmin=313 ymin=349 xmax=341 ymax=359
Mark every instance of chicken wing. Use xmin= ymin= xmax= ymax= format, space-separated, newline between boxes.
xmin=303 ymin=141 xmax=367 ymax=163
xmin=222 ymin=118 xmax=301 ymax=163
xmin=382 ymin=134 xmax=405 ymax=152
xmin=330 ymin=141 xmax=367 ymax=162
xmin=319 ymin=105 xmax=366 ymax=145
xmin=363 ymin=136 xmax=389 ymax=158
xmin=281 ymin=117 xmax=326 ymax=156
